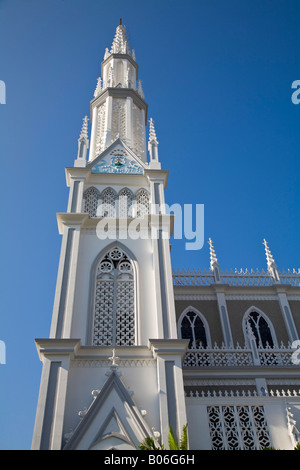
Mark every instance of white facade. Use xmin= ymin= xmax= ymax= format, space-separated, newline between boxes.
xmin=32 ymin=23 xmax=300 ymax=451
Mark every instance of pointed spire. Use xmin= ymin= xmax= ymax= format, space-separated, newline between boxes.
xmin=111 ymin=23 xmax=130 ymax=55
xmin=79 ymin=116 xmax=89 ymax=140
xmin=208 ymin=238 xmax=219 ymax=270
xmin=209 ymin=238 xmax=221 ymax=283
xmin=94 ymin=77 xmax=102 ymax=98
xmin=138 ymin=79 xmax=144 ymax=99
xmin=148 ymin=118 xmax=158 ymax=145
xmin=263 ymin=239 xmax=280 ymax=283
xmin=75 ymin=116 xmax=89 ymax=166
xmin=148 ymin=118 xmax=160 ymax=167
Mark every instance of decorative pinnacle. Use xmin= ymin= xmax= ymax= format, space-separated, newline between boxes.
xmin=208 ymin=238 xmax=219 ymax=270
xmin=94 ymin=77 xmax=102 ymax=97
xmin=263 ymin=239 xmax=277 ymax=270
xmin=148 ymin=118 xmax=158 ymax=145
xmin=111 ymin=23 xmax=130 ymax=55
xmin=79 ymin=116 xmax=89 ymax=140
xmin=263 ymin=239 xmax=280 ymax=282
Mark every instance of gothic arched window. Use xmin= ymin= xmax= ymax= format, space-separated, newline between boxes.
xmin=118 ymin=188 xmax=133 ymax=218
xmin=244 ymin=309 xmax=275 ymax=348
xmin=83 ymin=187 xmax=100 ymax=217
xmin=179 ymin=308 xmax=209 ymax=349
xmin=135 ymin=189 xmax=150 ymax=218
xmin=92 ymin=247 xmax=135 ymax=346
xmin=99 ymin=187 xmax=117 ymax=218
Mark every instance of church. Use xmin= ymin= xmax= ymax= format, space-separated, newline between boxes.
xmin=31 ymin=22 xmax=300 ymax=451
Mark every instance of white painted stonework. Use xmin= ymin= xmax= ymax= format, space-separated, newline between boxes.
xmin=32 ymin=23 xmax=300 ymax=451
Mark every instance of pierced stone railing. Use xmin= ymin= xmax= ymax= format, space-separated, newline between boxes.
xmin=186 ymin=388 xmax=300 ymax=398
xmin=173 ymin=268 xmax=300 ymax=287
xmin=183 ymin=342 xmax=298 ymax=368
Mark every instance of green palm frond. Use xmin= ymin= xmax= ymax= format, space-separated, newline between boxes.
xmin=168 ymin=426 xmax=179 ymax=450
xmin=179 ymin=424 xmax=188 ymax=450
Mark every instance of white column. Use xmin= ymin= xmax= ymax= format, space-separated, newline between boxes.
xmin=214 ymin=288 xmax=233 ymax=347
xmin=104 ymin=95 xmax=113 ymax=147
xmin=125 ymin=96 xmax=133 ymax=146
xmin=88 ymin=106 xmax=97 ymax=161
xmin=276 ymin=288 xmax=299 ymax=342
xmin=62 ymin=225 xmax=81 ymax=338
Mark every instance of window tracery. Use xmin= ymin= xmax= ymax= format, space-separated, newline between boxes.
xmin=179 ymin=309 xmax=209 ymax=349
xmin=93 ymin=247 xmax=135 ymax=346
xmin=83 ymin=187 xmax=149 ymax=219
xmin=83 ymin=187 xmax=100 ymax=217
xmin=245 ymin=310 xmax=275 ymax=348
xmin=135 ymin=189 xmax=150 ymax=218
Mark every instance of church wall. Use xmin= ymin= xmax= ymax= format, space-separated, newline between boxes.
xmin=226 ymin=299 xmax=290 ymax=345
xmin=62 ymin=360 xmax=160 ymax=448
xmin=70 ymin=231 xmax=159 ymax=345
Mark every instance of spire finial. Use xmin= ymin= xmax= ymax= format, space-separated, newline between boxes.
xmin=208 ymin=238 xmax=221 ymax=283
xmin=263 ymin=239 xmax=276 ymax=270
xmin=108 ymin=348 xmax=119 ymax=369
xmin=263 ymin=239 xmax=280 ymax=283
xmin=79 ymin=116 xmax=89 ymax=140
xmin=208 ymin=238 xmax=219 ymax=270
xmin=111 ymin=22 xmax=130 ymax=55
xmin=148 ymin=118 xmax=158 ymax=145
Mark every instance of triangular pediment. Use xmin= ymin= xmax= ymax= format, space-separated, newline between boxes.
xmin=64 ymin=369 xmax=153 ymax=450
xmin=88 ymin=139 xmax=146 ymax=175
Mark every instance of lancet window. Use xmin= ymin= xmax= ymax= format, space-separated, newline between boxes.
xmin=83 ymin=187 xmax=100 ymax=217
xmin=92 ymin=247 xmax=135 ymax=346
xmin=244 ymin=310 xmax=275 ymax=348
xmin=83 ymin=187 xmax=149 ymax=219
xmin=135 ymin=189 xmax=150 ymax=218
xmin=100 ymin=187 xmax=117 ymax=217
xmin=118 ymin=188 xmax=133 ymax=218
xmin=179 ymin=309 xmax=209 ymax=349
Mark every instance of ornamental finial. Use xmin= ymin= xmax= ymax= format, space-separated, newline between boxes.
xmin=148 ymin=118 xmax=158 ymax=145
xmin=108 ymin=348 xmax=119 ymax=369
xmin=263 ymin=239 xmax=280 ymax=283
xmin=263 ymin=239 xmax=277 ymax=270
xmin=94 ymin=77 xmax=102 ymax=98
xmin=79 ymin=116 xmax=89 ymax=140
xmin=111 ymin=22 xmax=130 ymax=55
xmin=208 ymin=238 xmax=219 ymax=270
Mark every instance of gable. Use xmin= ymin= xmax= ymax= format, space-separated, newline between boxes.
xmin=64 ymin=369 xmax=154 ymax=450
xmin=88 ymin=139 xmax=145 ymax=175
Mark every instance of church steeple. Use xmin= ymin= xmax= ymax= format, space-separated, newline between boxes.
xmin=88 ymin=23 xmax=147 ymax=162
xmin=110 ymin=21 xmax=131 ymax=55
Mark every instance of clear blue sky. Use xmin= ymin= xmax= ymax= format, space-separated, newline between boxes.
xmin=0 ymin=0 xmax=299 ymax=449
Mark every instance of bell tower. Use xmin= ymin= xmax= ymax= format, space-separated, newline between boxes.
xmin=31 ymin=23 xmax=188 ymax=450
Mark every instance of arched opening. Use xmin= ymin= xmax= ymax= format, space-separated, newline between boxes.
xmin=178 ymin=307 xmax=210 ymax=349
xmin=92 ymin=246 xmax=136 ymax=346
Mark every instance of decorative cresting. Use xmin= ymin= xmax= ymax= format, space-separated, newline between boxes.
xmin=83 ymin=186 xmax=149 ymax=219
xmin=93 ymin=247 xmax=135 ymax=346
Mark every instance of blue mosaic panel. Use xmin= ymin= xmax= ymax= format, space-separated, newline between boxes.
xmin=92 ymin=156 xmax=143 ymax=174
